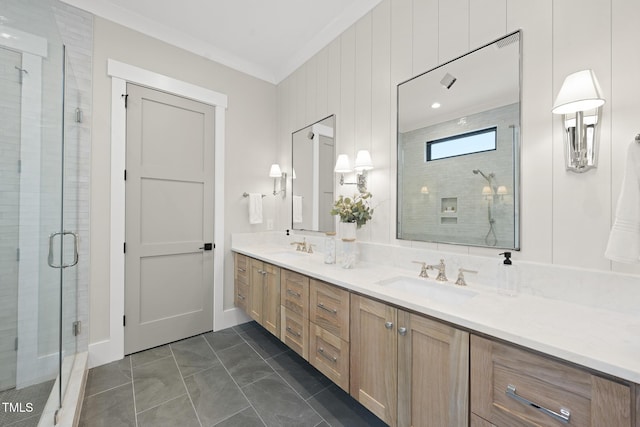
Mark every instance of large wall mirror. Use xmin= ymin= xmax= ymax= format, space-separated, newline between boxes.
xmin=292 ymin=115 xmax=336 ymax=233
xmin=397 ymin=31 xmax=521 ymax=249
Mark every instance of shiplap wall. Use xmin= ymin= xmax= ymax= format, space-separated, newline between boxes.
xmin=275 ymin=0 xmax=640 ymax=275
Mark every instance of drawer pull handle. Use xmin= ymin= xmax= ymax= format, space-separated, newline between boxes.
xmin=237 ymin=293 xmax=245 ymax=300
xmin=238 ymin=267 xmax=246 ymax=272
xmin=385 ymin=321 xmax=394 ymax=330
xmin=398 ymin=327 xmax=407 ymax=336
xmin=506 ymin=384 xmax=571 ymax=424
xmin=317 ymin=303 xmax=337 ymax=314
xmin=286 ymin=326 xmax=301 ymax=337
xmin=286 ymin=289 xmax=301 ymax=298
xmin=318 ymin=347 xmax=337 ymax=363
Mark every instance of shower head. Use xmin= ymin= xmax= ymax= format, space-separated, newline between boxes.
xmin=472 ymin=169 xmax=494 ymax=183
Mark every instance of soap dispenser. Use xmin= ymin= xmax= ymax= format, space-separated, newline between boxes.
xmin=497 ymin=251 xmax=518 ymax=296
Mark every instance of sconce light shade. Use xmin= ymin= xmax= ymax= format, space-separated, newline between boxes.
xmin=552 ymin=69 xmax=605 ymax=115
xmin=482 ymin=186 xmax=493 ymax=196
xmin=354 ymin=150 xmax=373 ymax=171
xmin=421 ymin=186 xmax=429 ymax=194
xmin=552 ymin=69 xmax=605 ymax=173
xmin=334 ymin=154 xmax=352 ymax=173
xmin=497 ymin=186 xmax=508 ymax=196
xmin=269 ymin=164 xmax=282 ymax=178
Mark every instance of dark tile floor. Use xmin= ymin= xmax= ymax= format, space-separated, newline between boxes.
xmin=79 ymin=321 xmax=387 ymax=427
xmin=0 ymin=379 xmax=55 ymax=427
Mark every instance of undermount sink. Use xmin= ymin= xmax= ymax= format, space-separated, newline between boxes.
xmin=377 ymin=276 xmax=478 ymax=305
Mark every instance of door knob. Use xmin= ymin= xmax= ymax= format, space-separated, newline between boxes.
xmin=199 ymin=243 xmax=213 ymax=251
xmin=398 ymin=327 xmax=407 ymax=336
xmin=384 ymin=321 xmax=393 ymax=330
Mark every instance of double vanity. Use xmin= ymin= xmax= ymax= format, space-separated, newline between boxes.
xmin=232 ymin=235 xmax=639 ymax=427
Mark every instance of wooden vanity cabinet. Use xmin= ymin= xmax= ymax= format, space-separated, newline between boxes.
xmin=248 ymin=258 xmax=280 ymax=338
xmin=234 ymin=253 xmax=249 ymax=313
xmin=309 ymin=279 xmax=350 ymax=391
xmin=350 ymin=294 xmax=469 ymax=427
xmin=280 ymin=269 xmax=310 ymax=359
xmin=471 ymin=334 xmax=632 ymax=427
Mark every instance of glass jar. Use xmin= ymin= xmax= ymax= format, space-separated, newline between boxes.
xmin=341 ymin=238 xmax=357 ymax=269
xmin=324 ymin=232 xmax=336 ymax=264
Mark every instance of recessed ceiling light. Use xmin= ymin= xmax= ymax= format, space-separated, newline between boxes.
xmin=431 ymin=102 xmax=441 ymax=109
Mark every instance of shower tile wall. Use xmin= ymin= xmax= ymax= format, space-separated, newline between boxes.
xmin=399 ymin=104 xmax=517 ymax=247
xmin=0 ymin=47 xmax=22 ymax=392
xmin=0 ymin=0 xmax=92 ymax=388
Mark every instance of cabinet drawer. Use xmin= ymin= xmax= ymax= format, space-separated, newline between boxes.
xmin=471 ymin=335 xmax=631 ymax=427
xmin=235 ymin=281 xmax=249 ymax=312
xmin=281 ymin=307 xmax=308 ymax=360
xmin=235 ymin=253 xmax=249 ymax=282
xmin=309 ymin=279 xmax=350 ymax=341
xmin=309 ymin=324 xmax=349 ymax=392
xmin=281 ymin=269 xmax=309 ymax=318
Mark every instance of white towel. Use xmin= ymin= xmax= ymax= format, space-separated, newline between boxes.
xmin=293 ymin=195 xmax=303 ymax=223
xmin=248 ymin=193 xmax=263 ymax=224
xmin=605 ymin=141 xmax=640 ymax=263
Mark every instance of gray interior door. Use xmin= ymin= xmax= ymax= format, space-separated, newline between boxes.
xmin=124 ymin=83 xmax=215 ymax=355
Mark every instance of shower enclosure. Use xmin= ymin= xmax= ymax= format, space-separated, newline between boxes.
xmin=0 ymin=0 xmax=87 ymax=425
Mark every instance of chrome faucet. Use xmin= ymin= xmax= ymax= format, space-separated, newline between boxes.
xmin=290 ymin=238 xmax=308 ymax=252
xmin=455 ymin=268 xmax=478 ymax=286
xmin=412 ymin=261 xmax=434 ymax=278
xmin=428 ymin=259 xmax=448 ymax=282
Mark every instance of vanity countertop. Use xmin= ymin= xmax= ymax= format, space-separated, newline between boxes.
xmin=232 ymin=243 xmax=640 ymax=384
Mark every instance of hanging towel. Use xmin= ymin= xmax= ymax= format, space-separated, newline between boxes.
xmin=293 ymin=195 xmax=303 ymax=223
xmin=248 ymin=193 xmax=263 ymax=224
xmin=605 ymin=141 xmax=640 ymax=263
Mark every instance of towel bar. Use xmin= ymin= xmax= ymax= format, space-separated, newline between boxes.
xmin=242 ymin=192 xmax=266 ymax=198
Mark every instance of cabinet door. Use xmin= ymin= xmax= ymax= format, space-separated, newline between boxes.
xmin=350 ymin=295 xmax=397 ymax=427
xmin=248 ymin=258 xmax=264 ymax=323
xmin=234 ymin=254 xmax=249 ymax=312
xmin=262 ymin=263 xmax=280 ymax=337
xmin=398 ymin=311 xmax=469 ymax=427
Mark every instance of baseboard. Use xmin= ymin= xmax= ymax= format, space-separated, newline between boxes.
xmin=87 ymin=339 xmax=115 ymax=369
xmin=217 ymin=306 xmax=251 ymax=331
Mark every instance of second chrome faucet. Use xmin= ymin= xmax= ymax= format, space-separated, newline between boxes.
xmin=412 ymin=259 xmax=447 ymax=282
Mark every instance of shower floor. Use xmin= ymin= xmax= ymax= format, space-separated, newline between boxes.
xmin=0 ymin=379 xmax=55 ymax=426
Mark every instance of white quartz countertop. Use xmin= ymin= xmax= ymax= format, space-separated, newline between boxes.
xmin=232 ymin=243 xmax=640 ymax=384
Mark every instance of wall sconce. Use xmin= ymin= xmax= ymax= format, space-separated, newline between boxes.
xmin=420 ymin=186 xmax=429 ymax=194
xmin=334 ymin=150 xmax=373 ymax=193
xmin=552 ymin=69 xmax=605 ymax=173
xmin=497 ymin=185 xmax=508 ymax=200
xmin=269 ymin=163 xmax=286 ymax=197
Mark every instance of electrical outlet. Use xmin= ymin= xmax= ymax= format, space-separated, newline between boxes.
xmin=266 ymin=219 xmax=274 ymax=230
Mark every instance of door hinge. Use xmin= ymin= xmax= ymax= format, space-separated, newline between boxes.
xmin=124 ymin=169 xmax=127 ymax=181
xmin=17 ymin=159 xmax=21 ymax=173
xmin=123 ymin=242 xmax=126 ymax=253
xmin=121 ymin=93 xmax=128 ymax=108
xmin=123 ymin=315 xmax=126 ymax=327
xmin=14 ymin=337 xmax=18 ymax=351
xmin=16 ymin=248 xmax=19 ymax=262
xmin=72 ymin=320 xmax=81 ymax=336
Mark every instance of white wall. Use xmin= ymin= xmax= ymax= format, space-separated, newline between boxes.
xmin=90 ymin=18 xmax=278 ymax=344
xmin=275 ymin=0 xmax=640 ymax=277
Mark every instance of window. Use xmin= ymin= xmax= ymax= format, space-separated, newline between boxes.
xmin=426 ymin=127 xmax=497 ymax=161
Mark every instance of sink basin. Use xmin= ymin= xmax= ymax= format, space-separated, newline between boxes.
xmin=377 ymin=276 xmax=477 ymax=305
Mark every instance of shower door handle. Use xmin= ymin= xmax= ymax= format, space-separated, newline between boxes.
xmin=48 ymin=231 xmax=79 ymax=269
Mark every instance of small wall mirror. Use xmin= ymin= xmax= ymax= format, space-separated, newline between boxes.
xmin=292 ymin=115 xmax=336 ymax=233
xmin=397 ymin=31 xmax=521 ymax=249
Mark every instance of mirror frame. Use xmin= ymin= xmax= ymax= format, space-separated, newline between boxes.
xmin=396 ymin=30 xmax=522 ymax=250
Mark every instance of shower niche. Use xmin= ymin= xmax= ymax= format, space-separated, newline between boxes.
xmin=396 ymin=31 xmax=521 ymax=249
